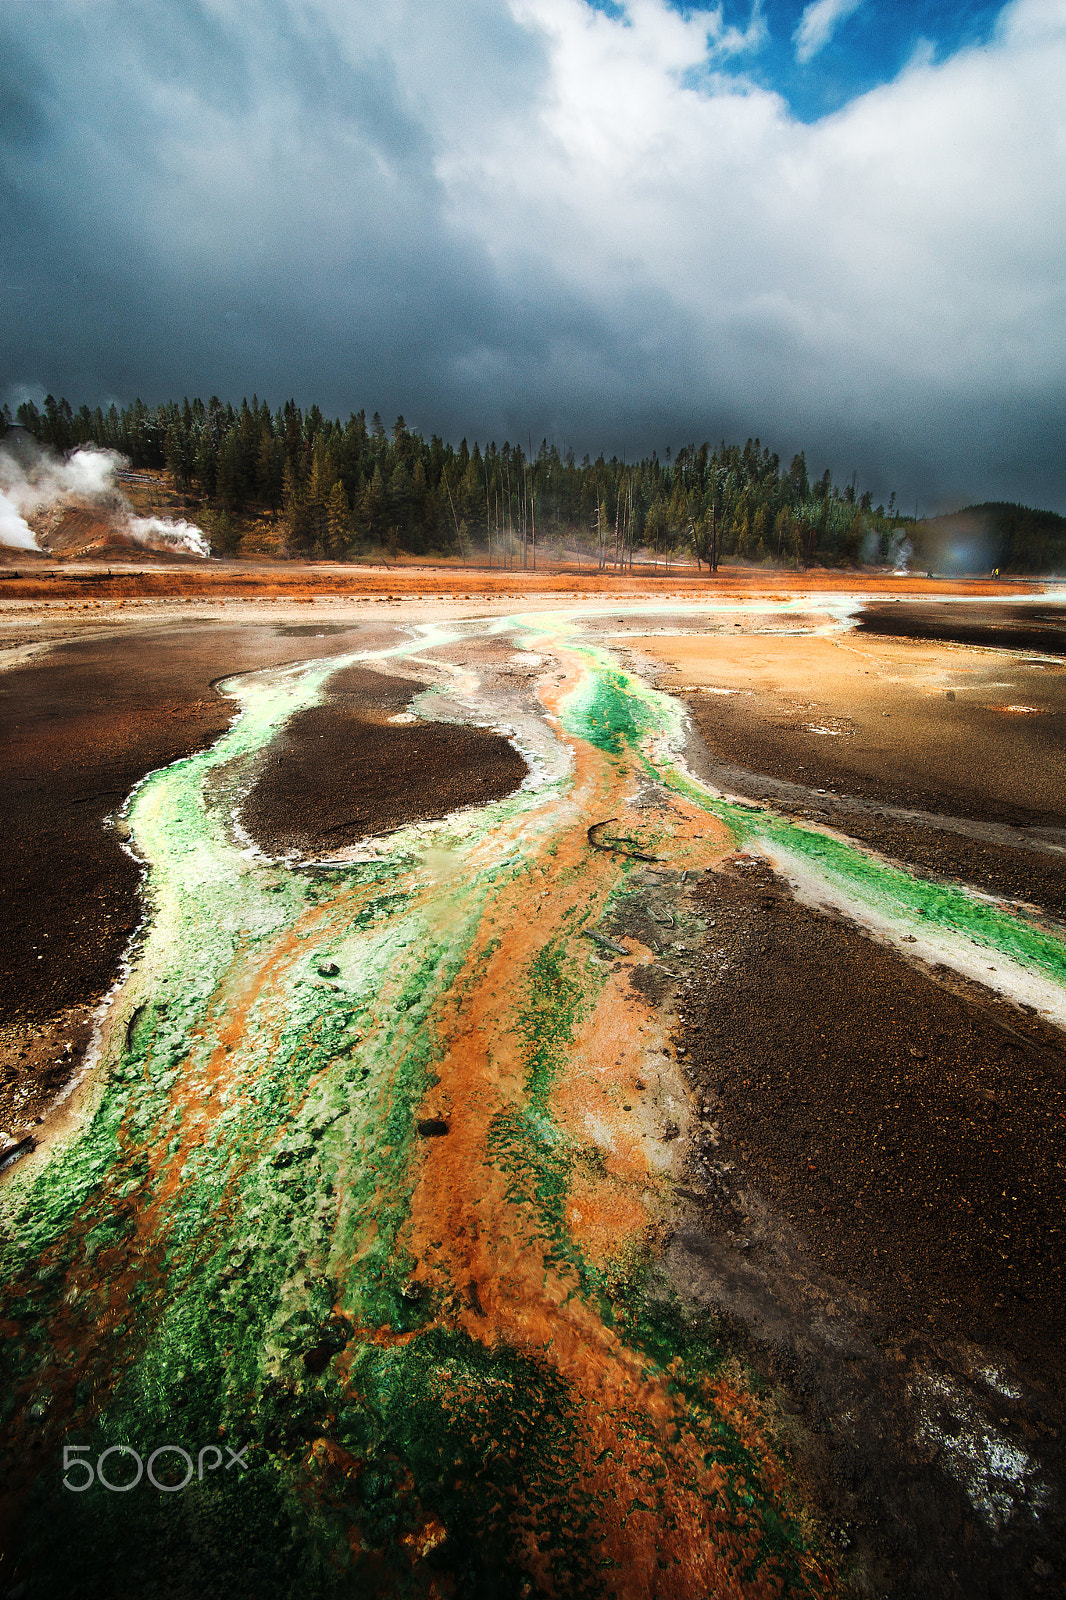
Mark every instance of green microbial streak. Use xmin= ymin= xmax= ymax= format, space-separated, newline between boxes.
xmin=568 ymin=666 xmax=647 ymax=755
xmin=345 ymin=1329 xmax=602 ymax=1596
xmin=616 ymin=1289 xmax=816 ymax=1584
xmin=518 ymin=936 xmax=587 ymax=1112
xmin=558 ymin=643 xmax=672 ymax=778
xmin=0 ymin=624 xmax=869 ymax=1594
xmin=487 ymin=909 xmax=618 ymax=1302
xmin=754 ymin=817 xmax=1066 ymax=981
xmin=0 ymin=652 xmax=492 ymax=1594
xmin=567 ymin=644 xmax=1066 ymax=994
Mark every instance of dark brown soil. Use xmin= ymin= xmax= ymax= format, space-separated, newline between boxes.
xmin=858 ymin=602 xmax=1066 ymax=656
xmin=238 ymin=662 xmax=528 ymax=855
xmin=0 ymin=1006 xmax=97 ymax=1141
xmin=683 ymin=669 xmax=1066 ymax=836
xmin=676 ymin=601 xmax=1066 ymax=924
xmin=0 ymin=622 xmax=375 ymax=1028
xmin=681 ymin=860 xmax=1066 ymax=1369
xmin=663 ymin=858 xmax=1066 ymax=1600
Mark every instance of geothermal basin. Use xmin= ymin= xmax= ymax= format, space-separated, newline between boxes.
xmin=0 ymin=571 xmax=1063 ymax=1599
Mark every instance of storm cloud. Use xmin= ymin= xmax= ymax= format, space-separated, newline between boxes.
xmin=3 ymin=0 xmax=1065 ymax=511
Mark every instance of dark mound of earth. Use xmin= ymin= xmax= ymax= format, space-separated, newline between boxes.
xmin=857 ymin=602 xmax=1066 ymax=656
xmin=0 ymin=622 xmax=367 ymax=1125
xmin=682 ymin=861 xmax=1066 ymax=1367
xmin=239 ymin=662 xmax=528 ymax=855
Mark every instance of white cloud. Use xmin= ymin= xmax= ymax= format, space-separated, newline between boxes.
xmin=793 ymin=0 xmax=865 ymax=65
xmin=435 ymin=0 xmax=1066 ymax=500
xmin=4 ymin=0 xmax=1066 ymax=509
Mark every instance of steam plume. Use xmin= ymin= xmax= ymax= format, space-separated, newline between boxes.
xmin=0 ymin=433 xmax=210 ymax=557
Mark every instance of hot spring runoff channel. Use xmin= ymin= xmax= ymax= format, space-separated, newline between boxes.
xmin=2 ymin=601 xmax=1063 ymax=1598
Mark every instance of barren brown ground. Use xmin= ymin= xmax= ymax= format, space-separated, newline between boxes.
xmin=635 ymin=625 xmax=1066 ymax=833
xmin=241 ymin=661 xmax=528 ymax=856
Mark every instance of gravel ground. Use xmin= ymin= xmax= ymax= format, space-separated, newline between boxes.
xmin=621 ymin=853 xmax=1066 ymax=1600
xmin=856 ymin=602 xmax=1066 ymax=657
xmin=680 ymin=859 xmax=1066 ymax=1369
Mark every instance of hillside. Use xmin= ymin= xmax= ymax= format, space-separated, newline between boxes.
xmin=914 ymin=501 xmax=1066 ymax=575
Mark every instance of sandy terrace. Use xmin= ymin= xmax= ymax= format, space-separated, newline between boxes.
xmin=633 ymin=629 xmax=1066 ymax=830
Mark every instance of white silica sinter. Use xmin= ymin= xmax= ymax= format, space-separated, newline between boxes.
xmin=753 ymin=834 xmax=1066 ymax=1030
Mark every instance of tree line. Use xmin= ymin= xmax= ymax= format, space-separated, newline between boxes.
xmin=9 ymin=391 xmax=922 ymax=569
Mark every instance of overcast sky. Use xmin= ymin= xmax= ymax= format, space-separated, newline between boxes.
xmin=3 ymin=0 xmax=1064 ymax=511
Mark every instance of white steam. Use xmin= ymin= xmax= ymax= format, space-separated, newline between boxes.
xmin=126 ymin=515 xmax=211 ymax=557
xmin=0 ymin=498 xmax=38 ymax=551
xmin=0 ymin=436 xmax=211 ymax=557
xmin=0 ymin=440 xmax=123 ymax=550
xmin=859 ymin=526 xmax=913 ymax=568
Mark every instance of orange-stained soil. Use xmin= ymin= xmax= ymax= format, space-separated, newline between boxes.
xmin=383 ymin=654 xmax=819 ymax=1597
xmin=0 ymin=552 xmax=1032 ymax=602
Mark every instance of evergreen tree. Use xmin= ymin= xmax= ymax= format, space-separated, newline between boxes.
xmin=326 ymin=481 xmax=353 ymax=556
xmin=283 ymin=460 xmax=313 ymax=553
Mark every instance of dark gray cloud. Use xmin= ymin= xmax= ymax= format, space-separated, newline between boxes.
xmin=3 ymin=0 xmax=1065 ymax=511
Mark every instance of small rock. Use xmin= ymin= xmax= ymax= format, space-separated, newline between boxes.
xmin=319 ymin=1315 xmax=354 ymax=1352
xmin=663 ymin=1123 xmax=680 ymax=1141
xmin=0 ymin=1135 xmax=37 ymax=1168
xmin=317 ymin=962 xmax=340 ymax=978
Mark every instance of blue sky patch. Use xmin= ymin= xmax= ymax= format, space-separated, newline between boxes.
xmin=587 ymin=1 xmax=1008 ymax=120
